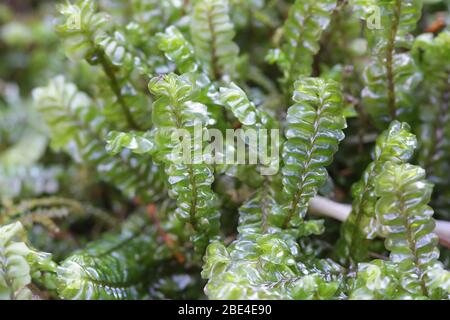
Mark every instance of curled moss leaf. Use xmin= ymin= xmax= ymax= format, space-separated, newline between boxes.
xmin=354 ymin=0 xmax=423 ymax=126
xmin=190 ymin=0 xmax=239 ymax=80
xmin=157 ymin=26 xmax=199 ymax=74
xmin=375 ymin=162 xmax=439 ymax=297
xmin=33 ymin=76 xmax=165 ymax=202
xmin=56 ymin=214 xmax=169 ymax=300
xmin=274 ymin=0 xmax=337 ymax=92
xmin=149 ymin=73 xmax=220 ymax=255
xmin=0 ymin=222 xmax=32 ymax=300
xmin=281 ymin=77 xmax=346 ymax=228
xmin=337 ymin=121 xmax=417 ymax=265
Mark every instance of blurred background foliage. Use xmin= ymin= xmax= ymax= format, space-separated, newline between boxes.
xmin=0 ymin=0 xmax=140 ymax=284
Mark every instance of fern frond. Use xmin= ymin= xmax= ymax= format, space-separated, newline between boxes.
xmin=97 ymin=30 xmax=147 ymax=74
xmin=218 ymin=82 xmax=280 ymax=175
xmin=337 ymin=121 xmax=417 ymax=265
xmin=106 ymin=131 xmax=155 ymax=156
xmin=236 ymin=179 xmax=325 ymax=239
xmin=56 ymin=0 xmax=144 ymax=72
xmin=8 ymin=0 xmax=450 ymax=302
xmin=202 ymin=236 xmax=298 ymax=299
xmin=237 ymin=183 xmax=283 ymax=237
xmin=0 ymin=128 xmax=47 ymax=167
xmin=32 ymin=75 xmax=93 ymax=151
xmin=190 ymin=0 xmax=239 ymax=80
xmin=426 ymin=265 xmax=450 ymax=298
xmin=281 ymin=77 xmax=346 ymax=228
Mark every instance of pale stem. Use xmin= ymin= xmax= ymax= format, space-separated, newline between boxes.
xmin=309 ymin=196 xmax=450 ymax=247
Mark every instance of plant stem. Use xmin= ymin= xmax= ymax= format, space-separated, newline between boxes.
xmin=98 ymin=51 xmax=141 ymax=130
xmin=309 ymin=196 xmax=450 ymax=248
xmin=423 ymin=73 xmax=450 ymax=175
xmin=283 ymin=99 xmax=323 ymax=228
xmin=385 ymin=0 xmax=402 ymax=121
xmin=398 ymin=192 xmax=429 ymax=296
xmin=206 ymin=5 xmax=220 ymax=81
xmin=284 ymin=4 xmax=313 ymax=97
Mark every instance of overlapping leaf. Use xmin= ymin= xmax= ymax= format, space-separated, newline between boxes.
xmin=269 ymin=0 xmax=337 ymax=92
xmin=375 ymin=162 xmax=439 ymax=297
xmin=56 ymin=214 xmax=169 ymax=300
xmin=281 ymin=77 xmax=346 ymax=228
xmin=190 ymin=0 xmax=239 ymax=80
xmin=0 ymin=222 xmax=32 ymax=300
xmin=32 ymin=76 xmax=165 ymax=202
xmin=337 ymin=121 xmax=417 ymax=265
xmin=354 ymin=0 xmax=423 ymax=126
xmin=148 ymin=73 xmax=220 ymax=255
xmin=413 ymin=32 xmax=450 ymax=218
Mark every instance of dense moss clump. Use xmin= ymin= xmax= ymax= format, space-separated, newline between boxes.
xmin=1 ymin=0 xmax=450 ymax=300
